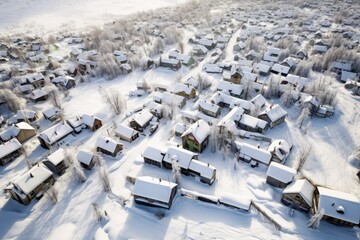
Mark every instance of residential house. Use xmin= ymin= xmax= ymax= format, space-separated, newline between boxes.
xmin=15 ymin=109 xmax=37 ymax=123
xmin=6 ymin=165 xmax=55 ymax=205
xmin=0 ymin=122 xmax=36 ymax=143
xmin=266 ymin=162 xmax=296 ymax=188
xmin=181 ymin=120 xmax=210 ymax=153
xmin=218 ymin=192 xmax=252 ymax=211
xmin=0 ymin=139 xmax=22 ymax=166
xmin=38 ymin=123 xmax=74 ymax=149
xmin=238 ymin=114 xmax=268 ymax=133
xmin=42 ymin=107 xmax=61 ymax=122
xmin=173 ymin=83 xmax=196 ymax=99
xmin=29 ymin=88 xmax=49 ymax=103
xmin=217 ymin=80 xmax=243 ymax=98
xmin=191 ymin=45 xmax=208 ymax=56
xmin=198 ymin=100 xmax=221 ymax=118
xmin=313 ymin=187 xmax=360 ymax=227
xmin=227 ymin=71 xmax=244 ymax=84
xmin=115 ymin=124 xmax=139 ymax=142
xmin=233 ymin=41 xmax=246 ymax=51
xmin=251 ymin=94 xmax=267 ymax=110
xmin=96 ymin=136 xmax=123 ymax=157
xmin=67 ymin=117 xmax=84 ymax=133
xmin=188 ymin=159 xmax=216 ymax=185
xmin=129 ymin=109 xmax=154 ymax=132
xmin=303 ymin=96 xmax=334 ymax=118
xmin=263 ymin=47 xmax=281 ymax=62
xmin=254 ymin=62 xmax=271 ymax=76
xmin=113 ymin=50 xmax=128 ymax=63
xmin=82 ymin=114 xmax=102 ymax=131
xmin=24 ymin=73 xmax=46 ymax=89
xmin=236 ymin=142 xmax=272 ymax=166
xmin=143 ymin=145 xmax=165 ymax=168
xmin=76 ymin=150 xmax=96 ymax=170
xmin=163 ymin=146 xmax=198 ymax=171
xmin=268 ymin=139 xmax=292 ymax=163
xmin=203 ymin=64 xmax=223 ymax=74
xmin=43 ymin=148 xmax=68 ymax=175
xmin=51 ymin=76 xmax=76 ymax=90
xmin=159 ymin=58 xmax=181 ymax=71
xmin=162 ymin=92 xmax=186 ymax=109
xmin=282 ymin=179 xmax=315 ymax=212
xmin=174 ymin=123 xmax=186 ymax=137
xmin=198 ymin=38 xmax=217 ymax=50
xmin=271 ymin=63 xmax=290 ymax=76
xmin=132 ymin=176 xmax=178 ymax=209
xmin=257 ymin=104 xmax=287 ymax=128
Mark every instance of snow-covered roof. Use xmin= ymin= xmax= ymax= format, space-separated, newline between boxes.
xmin=132 ymin=109 xmax=153 ymax=127
xmin=17 ymin=109 xmax=36 ymax=120
xmin=174 ymin=123 xmax=186 ymax=134
xmin=189 ymin=159 xmax=216 ymax=179
xmin=237 ymin=142 xmax=272 ymax=165
xmin=341 ymin=70 xmax=357 ymax=82
xmin=266 ymin=162 xmax=296 ymax=184
xmin=82 ymin=114 xmax=101 ymax=128
xmin=161 ymin=58 xmax=180 ymax=65
xmin=254 ymin=63 xmax=271 ymax=73
xmin=218 ymin=192 xmax=251 ymax=211
xmin=251 ymin=94 xmax=267 ymax=109
xmin=115 ymin=124 xmax=138 ymax=139
xmin=198 ymin=100 xmax=220 ymax=114
xmin=51 ymin=76 xmax=75 ymax=86
xmin=259 ymin=104 xmax=287 ymax=122
xmin=43 ymin=107 xmax=61 ymax=119
xmin=143 ymin=145 xmax=165 ymax=163
xmin=267 ymin=139 xmax=292 ymax=162
xmin=164 ymin=146 xmax=197 ymax=169
xmin=133 ymin=176 xmax=177 ymax=203
xmin=313 ymin=45 xmax=328 ymax=53
xmin=240 ymin=114 xmax=268 ymax=130
xmin=46 ymin=148 xmax=65 ymax=166
xmin=24 ymin=73 xmax=45 ymax=83
xmin=0 ymin=138 xmax=22 ymax=159
xmin=217 ymin=80 xmax=243 ymax=96
xmin=12 ymin=165 xmax=52 ymax=196
xmin=76 ymin=150 xmax=94 ymax=165
xmin=173 ymin=83 xmax=194 ymax=95
xmin=331 ymin=61 xmax=352 ymax=71
xmin=0 ymin=126 xmax=19 ymax=141
xmin=96 ymin=137 xmax=121 ymax=153
xmin=39 ymin=123 xmax=73 ymax=145
xmin=283 ymin=179 xmax=314 ymax=207
xmin=181 ymin=119 xmax=210 ymax=144
xmin=317 ymin=187 xmax=360 ymax=225
xmin=30 ymin=88 xmax=48 ymax=100
xmin=271 ymin=64 xmax=290 ymax=74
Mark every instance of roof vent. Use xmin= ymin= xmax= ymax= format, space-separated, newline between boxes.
xmin=30 ymin=173 xmax=34 ymax=178
xmin=336 ymin=205 xmax=345 ymax=214
xmin=106 ymin=140 xmax=109 ymax=143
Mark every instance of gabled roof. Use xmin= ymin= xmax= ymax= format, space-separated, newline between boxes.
xmin=251 ymin=94 xmax=267 ymax=109
xmin=30 ymin=88 xmax=48 ymax=100
xmin=268 ymin=139 xmax=292 ymax=161
xmin=82 ymin=114 xmax=101 ymax=128
xmin=39 ymin=123 xmax=73 ymax=145
xmin=173 ymin=83 xmax=194 ymax=95
xmin=76 ymin=150 xmax=94 ymax=165
xmin=237 ymin=142 xmax=272 ymax=165
xmin=46 ymin=148 xmax=65 ymax=166
xmin=13 ymin=164 xmax=53 ymax=195
xmin=133 ymin=176 xmax=177 ymax=203
xmin=198 ymin=100 xmax=220 ymax=114
xmin=131 ymin=109 xmax=153 ymax=127
xmin=283 ymin=179 xmax=314 ymax=206
xmin=259 ymin=104 xmax=287 ymax=122
xmin=96 ymin=137 xmax=121 ymax=153
xmin=266 ymin=162 xmax=296 ymax=184
xmin=115 ymin=124 xmax=138 ymax=139
xmin=17 ymin=109 xmax=36 ymax=120
xmin=143 ymin=145 xmax=165 ymax=163
xmin=0 ymin=138 xmax=22 ymax=159
xmin=43 ymin=107 xmax=61 ymax=119
xmin=217 ymin=80 xmax=243 ymax=96
xmin=164 ymin=146 xmax=197 ymax=169
xmin=181 ymin=119 xmax=210 ymax=144
xmin=189 ymin=159 xmax=216 ymax=179
xmin=317 ymin=187 xmax=360 ymax=225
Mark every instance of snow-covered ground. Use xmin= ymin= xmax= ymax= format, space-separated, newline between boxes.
xmin=0 ymin=0 xmax=187 ymax=34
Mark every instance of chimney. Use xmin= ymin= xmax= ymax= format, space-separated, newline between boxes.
xmin=279 ymin=141 xmax=281 ymax=145
xmin=106 ymin=140 xmax=109 ymax=143
xmin=207 ymin=163 xmax=209 ymax=167
xmin=159 ymin=178 xmax=162 ymax=182
xmin=30 ymin=173 xmax=34 ymax=178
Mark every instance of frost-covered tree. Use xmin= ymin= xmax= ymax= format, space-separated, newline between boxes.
xmin=308 ymin=209 xmax=324 ymax=229
xmin=98 ymin=86 xmax=127 ymax=115
xmin=171 ymin=155 xmax=181 ymax=184
xmin=297 ymin=108 xmax=310 ymax=129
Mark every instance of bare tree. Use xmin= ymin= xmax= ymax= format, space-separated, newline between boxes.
xmin=92 ymin=203 xmax=108 ymax=221
xmin=296 ymin=144 xmax=312 ymax=172
xmin=98 ymin=86 xmax=126 ymax=115
xmin=297 ymin=108 xmax=310 ymax=129
xmin=171 ymin=155 xmax=181 ymax=184
xmin=49 ymin=89 xmax=62 ymax=109
xmin=308 ymin=209 xmax=324 ymax=229
xmin=96 ymin=160 xmax=111 ymax=192
xmin=46 ymin=185 xmax=58 ymax=204
xmin=64 ymin=150 xmax=87 ymax=183
xmin=0 ymin=89 xmax=26 ymax=112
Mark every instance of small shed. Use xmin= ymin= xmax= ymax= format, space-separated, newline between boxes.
xmin=282 ymin=179 xmax=314 ymax=212
xmin=115 ymin=124 xmax=139 ymax=142
xmin=96 ymin=137 xmax=123 ymax=157
xmin=266 ymin=162 xmax=296 ymax=188
xmin=142 ymin=145 xmax=165 ymax=168
xmin=76 ymin=150 xmax=96 ymax=170
xmin=0 ymin=138 xmax=22 ymax=166
xmin=82 ymin=114 xmax=102 ymax=131
xmin=43 ymin=148 xmax=68 ymax=175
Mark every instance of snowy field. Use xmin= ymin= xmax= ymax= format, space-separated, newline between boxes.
xmin=0 ymin=0 xmax=360 ymax=240
xmin=0 ymin=0 xmax=187 ymax=34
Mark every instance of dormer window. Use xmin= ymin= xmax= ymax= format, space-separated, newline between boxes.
xmin=336 ymin=205 xmax=345 ymax=214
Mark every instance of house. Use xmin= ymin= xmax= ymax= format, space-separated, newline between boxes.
xmin=95 ymin=136 xmax=123 ymax=157
xmin=162 ymin=92 xmax=186 ymax=109
xmin=218 ymin=192 xmax=252 ymax=211
xmin=115 ymin=124 xmax=139 ymax=142
xmin=169 ymin=51 xmax=195 ymax=66
xmin=0 ymin=139 xmax=22 ymax=166
xmin=181 ymin=120 xmax=210 ymax=153
xmin=67 ymin=117 xmax=84 ymax=133
xmin=313 ymin=187 xmax=360 ymax=227
xmin=217 ymin=80 xmax=243 ymax=98
xmin=188 ymin=159 xmax=216 ymax=185
xmin=132 ymin=176 xmax=178 ymax=209
xmin=159 ymin=58 xmax=181 ymax=71
xmin=198 ymin=38 xmax=217 ymax=50
xmin=129 ymin=109 xmax=154 ymax=132
xmin=266 ymin=162 xmax=296 ymax=188
xmin=6 ymin=165 xmax=55 ymax=205
xmin=238 ymin=114 xmax=268 ymax=133
xmin=24 ymin=73 xmax=46 ymax=89
xmin=82 ymin=114 xmax=102 ymax=131
xmin=147 ymin=101 xmax=163 ymax=119
xmin=210 ymin=92 xmax=255 ymax=113
xmin=227 ymin=71 xmax=244 ymax=84
xmin=51 ymin=76 xmax=76 ymax=90
xmin=0 ymin=122 xmax=36 ymax=143
xmin=267 ymin=139 xmax=292 ymax=163
xmin=42 ymin=107 xmax=61 ymax=122
xmin=191 ymin=45 xmax=208 ymax=56
xmin=198 ymin=100 xmax=221 ymax=118
xmin=340 ymin=70 xmax=357 ymax=83
xmin=331 ymin=60 xmax=352 ymax=73
xmin=258 ymin=104 xmax=287 ymax=128
xmin=43 ymin=148 xmax=68 ymax=175
xmin=163 ymin=146 xmax=198 ymax=172
xmin=173 ymin=83 xmax=196 ymax=99
xmin=282 ymin=179 xmax=315 ymax=212
xmin=174 ymin=123 xmax=186 ymax=137
xmin=233 ymin=41 xmax=246 ymax=51
xmin=344 ymin=80 xmax=360 ymax=96
xmin=236 ymin=142 xmax=272 ymax=166
xmin=142 ymin=145 xmax=165 ymax=168
xmin=263 ymin=47 xmax=281 ymax=62
xmin=15 ymin=109 xmax=37 ymax=123
xmin=245 ymin=50 xmax=260 ymax=61
xmin=271 ymin=64 xmax=290 ymax=76
xmin=76 ymin=150 xmax=96 ymax=170
xmin=281 ymin=57 xmax=297 ymax=71
xmin=303 ymin=96 xmax=335 ymax=118
xmin=203 ymin=64 xmax=223 ymax=74
xmin=254 ymin=62 xmax=271 ymax=76
xmin=38 ymin=123 xmax=74 ymax=149
xmin=313 ymin=45 xmax=328 ymax=54
xmin=29 ymin=88 xmax=49 ymax=103
xmin=251 ymin=94 xmax=267 ymax=110
xmin=113 ymin=50 xmax=127 ymax=63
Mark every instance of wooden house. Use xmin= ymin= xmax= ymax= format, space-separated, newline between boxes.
xmin=43 ymin=148 xmax=68 ymax=176
xmin=217 ymin=80 xmax=243 ymax=98
xmin=38 ymin=123 xmax=74 ymax=149
xmin=0 ymin=122 xmax=36 ymax=143
xmin=236 ymin=142 xmax=272 ymax=166
xmin=313 ymin=187 xmax=360 ymax=227
xmin=51 ymin=76 xmax=76 ymax=90
xmin=161 ymin=92 xmax=186 ymax=109
xmin=42 ymin=107 xmax=61 ymax=122
xmin=258 ymin=105 xmax=287 ymax=128
xmin=115 ymin=124 xmax=139 ymax=142
xmin=129 ymin=109 xmax=154 ymax=132
xmin=0 ymin=139 xmax=22 ymax=166
xmin=188 ymin=159 xmax=216 ymax=185
xmin=198 ymin=100 xmax=221 ymax=118
xmin=266 ymin=162 xmax=296 ymax=188
xmin=268 ymin=139 xmax=292 ymax=163
xmin=238 ymin=114 xmax=268 ymax=133
xmin=76 ymin=150 xmax=96 ymax=170
xmin=82 ymin=114 xmax=102 ymax=131
xmin=29 ymin=88 xmax=49 ymax=103
xmin=159 ymin=58 xmax=181 ymax=71
xmin=282 ymin=179 xmax=314 ymax=212
xmin=6 ymin=165 xmax=55 ymax=205
xmin=181 ymin=120 xmax=210 ymax=153
xmin=163 ymin=146 xmax=198 ymax=172
xmin=143 ymin=145 xmax=165 ymax=168
xmin=228 ymin=71 xmax=243 ymax=84
xmin=132 ymin=176 xmax=178 ymax=209
xmin=95 ymin=136 xmax=123 ymax=157
xmin=24 ymin=73 xmax=46 ymax=89
xmin=173 ymin=83 xmax=196 ymax=99
xmin=16 ymin=109 xmax=37 ymax=123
